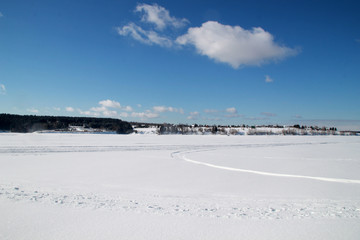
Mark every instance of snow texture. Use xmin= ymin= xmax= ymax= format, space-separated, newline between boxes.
xmin=1 ymin=133 xmax=360 ymax=239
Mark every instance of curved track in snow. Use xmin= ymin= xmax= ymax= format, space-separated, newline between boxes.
xmin=171 ymin=148 xmax=360 ymax=184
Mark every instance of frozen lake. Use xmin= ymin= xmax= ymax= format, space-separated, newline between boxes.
xmin=1 ymin=133 xmax=360 ymax=239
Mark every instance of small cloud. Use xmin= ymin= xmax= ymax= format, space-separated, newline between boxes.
xmin=27 ymin=108 xmax=39 ymax=114
xmin=119 ymin=112 xmax=129 ymax=118
xmin=261 ymin=112 xmax=277 ymax=117
xmin=245 ymin=117 xmax=268 ymax=120
xmin=356 ymin=39 xmax=360 ymax=43
xmin=53 ymin=107 xmax=61 ymax=111
xmin=153 ymin=105 xmax=183 ymax=113
xmin=293 ymin=114 xmax=303 ymax=119
xmin=265 ymin=75 xmax=273 ymax=83
xmin=116 ymin=23 xmax=173 ymax=48
xmin=0 ymin=12 xmax=3 ymax=18
xmin=78 ymin=110 xmax=100 ymax=117
xmin=99 ymin=99 xmax=121 ymax=108
xmin=102 ymin=110 xmax=118 ymax=117
xmin=187 ymin=111 xmax=200 ymax=120
xmin=65 ymin=107 xmax=75 ymax=112
xmin=137 ymin=104 xmax=142 ymax=108
xmin=135 ymin=3 xmax=189 ymax=31
xmin=123 ymin=106 xmax=133 ymax=112
xmin=176 ymin=21 xmax=297 ymax=68
xmin=226 ymin=107 xmax=237 ymax=114
xmin=90 ymin=106 xmax=107 ymax=112
xmin=224 ymin=114 xmax=243 ymax=118
xmin=131 ymin=111 xmax=159 ymax=119
xmin=0 ymin=84 xmax=6 ymax=95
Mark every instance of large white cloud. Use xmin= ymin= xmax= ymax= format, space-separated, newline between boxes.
xmin=176 ymin=21 xmax=297 ymax=68
xmin=135 ymin=3 xmax=188 ymax=31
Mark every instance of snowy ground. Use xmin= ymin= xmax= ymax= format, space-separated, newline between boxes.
xmin=1 ymin=133 xmax=360 ymax=239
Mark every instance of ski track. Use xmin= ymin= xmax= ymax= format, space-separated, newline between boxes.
xmin=171 ymin=149 xmax=360 ymax=184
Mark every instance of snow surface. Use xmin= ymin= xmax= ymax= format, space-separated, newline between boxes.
xmin=1 ymin=133 xmax=360 ymax=239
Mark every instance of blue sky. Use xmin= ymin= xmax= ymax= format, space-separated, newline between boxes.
xmin=1 ymin=0 xmax=360 ymax=130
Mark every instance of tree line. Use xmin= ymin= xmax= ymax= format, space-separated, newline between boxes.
xmin=0 ymin=114 xmax=133 ymax=134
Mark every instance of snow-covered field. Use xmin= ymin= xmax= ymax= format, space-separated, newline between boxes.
xmin=1 ymin=133 xmax=360 ymax=239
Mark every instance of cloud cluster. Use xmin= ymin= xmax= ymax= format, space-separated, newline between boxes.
xmin=118 ymin=4 xmax=297 ymax=68
xmin=67 ymin=100 xmax=184 ymax=121
xmin=117 ymin=3 xmax=188 ymax=48
xmin=131 ymin=111 xmax=159 ymax=119
xmin=0 ymin=84 xmax=6 ymax=95
xmin=77 ymin=100 xmax=133 ymax=117
xmin=153 ymin=105 xmax=184 ymax=114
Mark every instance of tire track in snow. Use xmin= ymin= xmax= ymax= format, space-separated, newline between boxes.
xmin=171 ymin=149 xmax=360 ymax=184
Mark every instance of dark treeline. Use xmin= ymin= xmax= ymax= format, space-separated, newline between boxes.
xmin=0 ymin=114 xmax=133 ymax=134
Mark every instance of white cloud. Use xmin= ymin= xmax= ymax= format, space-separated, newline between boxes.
xmin=116 ymin=23 xmax=173 ymax=48
xmin=0 ymin=84 xmax=6 ymax=95
xmin=102 ymin=110 xmax=118 ymax=117
xmin=153 ymin=106 xmax=183 ymax=114
xmin=123 ymin=106 xmax=133 ymax=112
xmin=53 ymin=107 xmax=61 ymax=111
xmin=79 ymin=110 xmax=100 ymax=117
xmin=153 ymin=106 xmax=168 ymax=112
xmin=135 ymin=3 xmax=188 ymax=31
xmin=204 ymin=109 xmax=219 ymax=114
xmin=131 ymin=111 xmax=159 ymax=119
xmin=187 ymin=111 xmax=200 ymax=120
xmin=261 ymin=112 xmax=277 ymax=117
xmin=90 ymin=106 xmax=107 ymax=112
xmin=119 ymin=112 xmax=129 ymax=118
xmin=293 ymin=114 xmax=303 ymax=119
xmin=226 ymin=107 xmax=237 ymax=114
xmin=99 ymin=99 xmax=121 ymax=108
xmin=176 ymin=21 xmax=297 ymax=68
xmin=245 ymin=117 xmax=268 ymax=120
xmin=0 ymin=12 xmax=3 ymax=18
xmin=78 ymin=100 xmax=132 ymax=118
xmin=27 ymin=108 xmax=39 ymax=114
xmin=265 ymin=75 xmax=273 ymax=83
xmin=65 ymin=107 xmax=75 ymax=112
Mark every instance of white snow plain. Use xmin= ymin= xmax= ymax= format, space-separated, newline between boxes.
xmin=1 ymin=133 xmax=360 ymax=239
